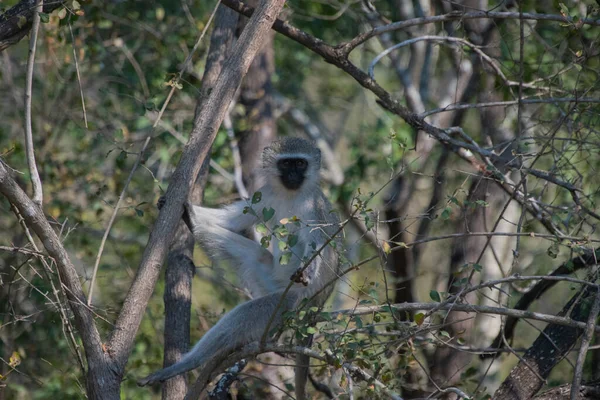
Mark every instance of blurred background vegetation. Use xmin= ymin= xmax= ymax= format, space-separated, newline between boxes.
xmin=1 ymin=0 xmax=600 ymax=399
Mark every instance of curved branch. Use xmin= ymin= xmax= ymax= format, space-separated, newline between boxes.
xmin=0 ymin=161 xmax=114 ymax=391
xmin=343 ymin=10 xmax=600 ymax=54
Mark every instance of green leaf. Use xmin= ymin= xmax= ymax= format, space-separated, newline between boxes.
xmin=364 ymin=214 xmax=374 ymax=230
xmin=547 ymin=243 xmax=559 ymax=259
xmin=280 ymin=252 xmax=292 ymax=265
xmin=39 ymin=12 xmax=50 ymax=23
xmin=72 ymin=0 xmax=81 ymax=10
xmin=441 ymin=207 xmax=451 ymax=220
xmin=306 ymin=327 xmax=317 ymax=334
xmin=135 ymin=208 xmax=144 ymax=217
xmin=288 ymin=234 xmax=298 ymax=248
xmin=414 ymin=312 xmax=425 ymax=326
xmin=276 ymin=240 xmax=286 ymax=252
xmin=472 ymin=263 xmax=483 ymax=272
xmin=559 ymin=2 xmax=569 ymax=16
xmin=262 ymin=207 xmax=275 ymax=222
xmin=565 ymin=260 xmax=575 ymax=272
xmin=256 ymin=223 xmax=268 ymax=234
xmin=429 ymin=290 xmax=441 ymax=302
xmin=57 ymin=8 xmax=67 ymax=19
xmin=17 ymin=15 xmax=27 ymax=29
xmin=252 ymin=191 xmax=262 ymax=204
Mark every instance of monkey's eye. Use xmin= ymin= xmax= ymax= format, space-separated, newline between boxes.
xmin=282 ymin=160 xmax=291 ymax=167
xmin=296 ymin=159 xmax=307 ymax=168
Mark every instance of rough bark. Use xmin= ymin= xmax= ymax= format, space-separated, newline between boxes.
xmin=383 ymin=177 xmax=414 ymax=309
xmin=534 ymin=383 xmax=600 ymax=400
xmin=493 ymin=284 xmax=598 ymax=400
xmin=105 ymin=0 xmax=286 ymax=396
xmin=0 ymin=0 xmax=65 ymax=52
xmin=161 ymin=6 xmax=238 ymax=400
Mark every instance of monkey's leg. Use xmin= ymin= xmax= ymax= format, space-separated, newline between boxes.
xmin=190 ymin=215 xmax=279 ymax=296
xmin=138 ymin=290 xmax=299 ymax=387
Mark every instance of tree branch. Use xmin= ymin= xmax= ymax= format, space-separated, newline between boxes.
xmin=22 ymin=0 xmax=43 ymax=207
xmin=106 ymin=0 xmax=287 ymax=379
xmin=0 ymin=0 xmax=65 ymax=52
xmin=0 ymin=161 xmax=114 ymax=394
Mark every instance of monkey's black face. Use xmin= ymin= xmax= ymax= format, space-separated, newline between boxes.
xmin=277 ymin=157 xmax=308 ymax=190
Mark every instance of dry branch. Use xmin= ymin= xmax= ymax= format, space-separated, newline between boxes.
xmin=0 ymin=162 xmax=115 ymax=395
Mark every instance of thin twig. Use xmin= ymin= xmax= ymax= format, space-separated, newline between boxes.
xmin=68 ymin=22 xmax=88 ymax=128
xmin=570 ymin=287 xmax=600 ymax=399
xmin=419 ymin=98 xmax=600 ymax=118
xmin=328 ymin=302 xmax=600 ymax=333
xmin=87 ymin=136 xmax=151 ymax=305
xmin=153 ymin=0 xmax=221 ymax=128
xmin=343 ymin=10 xmax=600 ymax=53
xmin=23 ymin=0 xmax=44 ymax=207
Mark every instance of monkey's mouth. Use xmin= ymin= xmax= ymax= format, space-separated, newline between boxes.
xmin=280 ymin=174 xmax=305 ymax=190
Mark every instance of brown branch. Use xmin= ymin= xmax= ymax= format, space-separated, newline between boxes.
xmin=342 ymin=10 xmax=600 ymax=54
xmin=219 ymin=0 xmax=572 ymax=238
xmin=0 ymin=161 xmax=115 ymax=395
xmin=162 ymin=5 xmax=239 ymax=399
xmin=571 ymin=287 xmax=600 ymax=398
xmin=22 ymin=0 xmax=43 ymax=207
xmin=106 ymin=0 xmax=287 ymax=381
xmin=327 ymin=302 xmax=600 ymax=333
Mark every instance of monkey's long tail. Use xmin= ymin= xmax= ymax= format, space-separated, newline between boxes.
xmin=138 ymin=290 xmax=299 ymax=387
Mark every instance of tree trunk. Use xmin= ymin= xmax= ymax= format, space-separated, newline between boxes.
xmin=161 ymin=6 xmax=239 ymax=400
xmin=493 ymin=284 xmax=597 ymax=400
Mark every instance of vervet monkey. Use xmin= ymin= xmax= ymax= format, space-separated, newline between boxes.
xmin=139 ymin=137 xmax=341 ymax=399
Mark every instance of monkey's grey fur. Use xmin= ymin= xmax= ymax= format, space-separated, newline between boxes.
xmin=139 ymin=137 xmax=340 ymax=399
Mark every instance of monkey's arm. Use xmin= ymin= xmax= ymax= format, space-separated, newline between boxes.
xmin=138 ymin=290 xmax=300 ymax=386
xmin=188 ymin=200 xmax=257 ymax=233
xmin=188 ymin=212 xmax=279 ymax=296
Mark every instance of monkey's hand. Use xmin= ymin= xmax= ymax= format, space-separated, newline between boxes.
xmin=291 ymin=268 xmax=310 ymax=286
xmin=156 ymin=195 xmax=195 ymax=234
xmin=292 ymin=253 xmax=324 ymax=286
xmin=157 ymin=195 xmax=166 ymax=210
